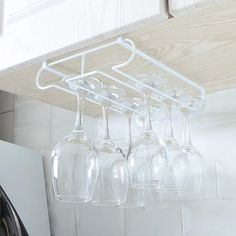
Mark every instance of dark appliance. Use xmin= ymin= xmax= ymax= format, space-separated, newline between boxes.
xmin=0 ymin=186 xmax=29 ymax=236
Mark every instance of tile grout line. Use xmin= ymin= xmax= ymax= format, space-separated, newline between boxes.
xmin=14 ymin=123 xmax=51 ymax=131
xmin=180 ymin=203 xmax=185 ymax=236
xmin=13 ymin=99 xmax=16 ymax=144
xmin=174 ymin=118 xmax=236 ymax=134
xmin=15 ymin=100 xmax=33 ymax=106
xmin=0 ymin=109 xmax=14 ymax=115
xmin=215 ymin=162 xmax=220 ymax=199
xmin=124 ymin=208 xmax=127 ymax=236
xmin=74 ymin=206 xmax=79 ymax=236
xmin=49 ymin=105 xmax=53 ymax=152
xmin=43 ymin=104 xmax=53 ymax=235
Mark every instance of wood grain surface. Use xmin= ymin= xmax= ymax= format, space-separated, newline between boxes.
xmin=0 ymin=1 xmax=236 ymax=116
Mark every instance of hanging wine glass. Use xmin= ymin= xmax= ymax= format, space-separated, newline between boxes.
xmin=128 ymin=74 xmax=169 ymax=190
xmin=51 ymin=76 xmax=100 ymax=203
xmin=91 ymin=85 xmax=129 ymax=206
xmin=159 ymin=87 xmax=180 ymax=167
xmin=117 ymin=98 xmax=146 ymax=208
xmin=173 ymin=97 xmax=206 ymax=197
xmin=156 ymin=86 xmax=183 ymax=193
xmin=118 ymin=97 xmax=140 ymax=158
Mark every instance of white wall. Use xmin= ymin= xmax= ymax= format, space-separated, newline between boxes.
xmin=14 ymin=88 xmax=236 ymax=236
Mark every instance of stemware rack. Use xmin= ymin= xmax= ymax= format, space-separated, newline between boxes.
xmin=36 ymin=37 xmax=206 ymax=114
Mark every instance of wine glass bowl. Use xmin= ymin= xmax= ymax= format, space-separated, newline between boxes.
xmin=172 ymin=93 xmax=206 ymax=198
xmin=91 ymin=85 xmax=129 ymax=206
xmin=51 ymin=76 xmax=101 ymax=203
xmin=51 ymin=134 xmax=97 ymax=202
xmin=173 ymin=149 xmax=205 ymax=198
xmin=128 ymin=132 xmax=168 ymax=189
xmin=91 ymin=147 xmax=128 ymax=205
xmin=128 ymin=73 xmax=170 ymax=191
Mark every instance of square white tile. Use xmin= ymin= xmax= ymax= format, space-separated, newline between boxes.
xmin=15 ymin=95 xmax=31 ymax=105
xmin=182 ymin=200 xmax=236 ymax=236
xmin=77 ymin=205 xmax=125 ymax=236
xmin=14 ymin=100 xmax=50 ymax=129
xmin=49 ymin=117 xmax=94 ymax=149
xmin=50 ymin=121 xmax=73 ymax=149
xmin=203 ymin=161 xmax=218 ymax=200
xmin=204 ymin=89 xmax=236 ymax=126
xmin=50 ymin=105 xmax=75 ymax=125
xmin=49 ymin=202 xmax=77 ymax=236
xmin=216 ymin=160 xmax=236 ymax=200
xmin=50 ymin=105 xmax=94 ymax=144
xmin=14 ymin=124 xmax=50 ymax=153
xmin=126 ymin=204 xmax=182 ymax=236
xmin=190 ymin=122 xmax=236 ymax=162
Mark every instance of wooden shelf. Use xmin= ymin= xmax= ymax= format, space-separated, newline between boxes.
xmin=1 ymin=1 xmax=236 ymax=115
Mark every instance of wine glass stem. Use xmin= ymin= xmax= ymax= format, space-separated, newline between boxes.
xmin=125 ymin=114 xmax=132 ymax=158
xmin=74 ymin=92 xmax=84 ymax=132
xmin=182 ymin=110 xmax=192 ymax=147
xmin=166 ymin=103 xmax=174 ymax=139
xmin=144 ymin=92 xmax=152 ymax=132
xmin=103 ymin=106 xmax=111 ymax=140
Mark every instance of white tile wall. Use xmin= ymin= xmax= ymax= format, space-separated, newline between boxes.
xmin=14 ymin=99 xmax=50 ymax=129
xmin=77 ymin=205 xmax=125 ymax=236
xmin=50 ymin=105 xmax=93 ymax=148
xmin=14 ymin=94 xmax=31 ymax=105
xmin=14 ymin=124 xmax=50 ymax=153
xmin=182 ymin=200 xmax=236 ymax=236
xmin=48 ymin=201 xmax=77 ymax=236
xmin=13 ymin=88 xmax=236 ymax=236
xmin=217 ymin=160 xmax=236 ymax=200
xmin=126 ymin=205 xmax=183 ymax=236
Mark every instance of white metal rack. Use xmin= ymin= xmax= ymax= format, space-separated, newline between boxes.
xmin=36 ymin=37 xmax=206 ymax=114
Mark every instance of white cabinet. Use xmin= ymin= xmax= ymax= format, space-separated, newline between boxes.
xmin=168 ymin=0 xmax=229 ymax=16
xmin=5 ymin=0 xmax=62 ymax=24
xmin=7 ymin=0 xmax=41 ymax=16
xmin=0 ymin=0 xmax=5 ymax=34
xmin=0 ymin=0 xmax=168 ymax=71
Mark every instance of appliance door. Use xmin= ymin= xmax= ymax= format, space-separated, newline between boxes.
xmin=0 ymin=186 xmax=29 ymax=236
xmin=0 ymin=141 xmax=50 ymax=236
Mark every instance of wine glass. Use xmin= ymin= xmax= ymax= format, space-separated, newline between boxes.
xmin=118 ymin=97 xmax=139 ymax=158
xmin=173 ymin=98 xmax=206 ymax=197
xmin=157 ymin=86 xmax=183 ymax=193
xmin=116 ymin=98 xmax=146 ymax=208
xmin=51 ymin=77 xmax=100 ymax=203
xmin=128 ymin=74 xmax=169 ymax=190
xmin=159 ymin=87 xmax=180 ymax=167
xmin=91 ymin=85 xmax=129 ymax=206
